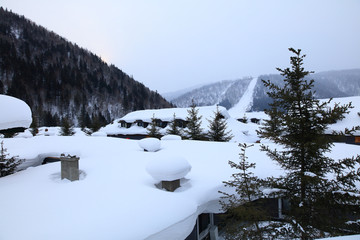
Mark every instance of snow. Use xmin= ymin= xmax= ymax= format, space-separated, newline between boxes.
xmin=138 ymin=137 xmax=161 ymax=152
xmin=228 ymin=77 xmax=258 ymax=118
xmin=0 ymin=96 xmax=360 ymax=239
xmin=0 ymin=94 xmax=32 ymax=130
xmin=323 ymin=96 xmax=360 ymax=134
xmin=161 ymin=134 xmax=182 ymax=140
xmin=316 ymin=234 xmax=360 ymax=240
xmin=146 ymin=155 xmax=191 ymax=181
xmin=119 ymin=105 xmax=230 ymax=123
xmin=0 ymin=135 xmax=358 ymax=240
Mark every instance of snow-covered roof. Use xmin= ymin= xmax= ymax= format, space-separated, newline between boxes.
xmin=324 ymin=96 xmax=360 ymax=134
xmin=0 ymin=94 xmax=32 ymax=130
xmin=0 ymin=136 xmax=359 ymax=240
xmin=119 ymin=105 xmax=230 ymax=122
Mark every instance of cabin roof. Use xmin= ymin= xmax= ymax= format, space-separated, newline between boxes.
xmin=119 ymin=106 xmax=230 ymax=123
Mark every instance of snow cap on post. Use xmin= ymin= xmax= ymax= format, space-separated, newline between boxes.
xmin=146 ymin=155 xmax=191 ymax=182
xmin=138 ymin=137 xmax=161 ymax=152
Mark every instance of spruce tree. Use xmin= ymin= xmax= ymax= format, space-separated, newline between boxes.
xmin=184 ymin=100 xmax=205 ymax=140
xmin=30 ymin=117 xmax=39 ymax=136
xmin=220 ymin=143 xmax=287 ymax=239
xmin=147 ymin=114 xmax=161 ymax=139
xmin=207 ymin=106 xmax=233 ymax=142
xmin=0 ymin=141 xmax=23 ymax=177
xmin=166 ymin=113 xmax=182 ymax=136
xmin=258 ymin=48 xmax=360 ymax=238
xmin=60 ymin=116 xmax=75 ymax=136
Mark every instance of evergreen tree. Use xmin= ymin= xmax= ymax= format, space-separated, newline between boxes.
xmin=258 ymin=48 xmax=360 ymax=238
xmin=207 ymin=106 xmax=233 ymax=142
xmin=147 ymin=114 xmax=161 ymax=138
xmin=60 ymin=116 xmax=75 ymax=136
xmin=220 ymin=143 xmax=289 ymax=239
xmin=0 ymin=141 xmax=23 ymax=177
xmin=166 ymin=113 xmax=182 ymax=136
xmin=184 ymin=100 xmax=205 ymax=140
xmin=30 ymin=116 xmax=39 ymax=136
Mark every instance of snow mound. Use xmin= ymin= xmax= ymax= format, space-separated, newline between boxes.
xmin=91 ymin=131 xmax=107 ymax=137
xmin=138 ymin=138 xmax=161 ymax=152
xmin=146 ymin=155 xmax=191 ymax=181
xmin=0 ymin=94 xmax=32 ymax=130
xmin=161 ymin=135 xmax=182 ymax=141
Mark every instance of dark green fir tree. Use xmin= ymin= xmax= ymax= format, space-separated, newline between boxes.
xmin=0 ymin=141 xmax=23 ymax=177
xmin=184 ymin=100 xmax=205 ymax=140
xmin=258 ymin=48 xmax=360 ymax=239
xmin=147 ymin=114 xmax=161 ymax=139
xmin=60 ymin=116 xmax=75 ymax=136
xmin=166 ymin=113 xmax=182 ymax=136
xmin=220 ymin=143 xmax=288 ymax=239
xmin=207 ymin=106 xmax=233 ymax=142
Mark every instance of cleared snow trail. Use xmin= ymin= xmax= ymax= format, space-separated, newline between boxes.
xmin=228 ymin=77 xmax=258 ymax=117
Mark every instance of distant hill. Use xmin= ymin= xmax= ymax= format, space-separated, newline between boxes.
xmin=0 ymin=8 xmax=172 ymax=127
xmin=168 ymin=77 xmax=253 ymax=109
xmin=167 ymin=69 xmax=360 ymax=112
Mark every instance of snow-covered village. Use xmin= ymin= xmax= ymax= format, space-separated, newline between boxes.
xmin=1 ymin=2 xmax=360 ymax=240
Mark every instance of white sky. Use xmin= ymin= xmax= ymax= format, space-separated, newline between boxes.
xmin=2 ymin=0 xmax=360 ymax=93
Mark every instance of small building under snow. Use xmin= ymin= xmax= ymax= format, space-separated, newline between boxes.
xmin=0 ymin=95 xmax=32 ymax=135
xmin=104 ymin=106 xmax=230 ymax=139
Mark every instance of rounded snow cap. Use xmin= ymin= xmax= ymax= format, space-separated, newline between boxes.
xmin=161 ymin=135 xmax=182 ymax=141
xmin=0 ymin=94 xmax=32 ymax=130
xmin=138 ymin=138 xmax=161 ymax=152
xmin=146 ymin=155 xmax=191 ymax=181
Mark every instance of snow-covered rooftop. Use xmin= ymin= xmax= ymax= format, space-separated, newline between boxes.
xmin=0 ymin=94 xmax=32 ymax=130
xmin=0 ymin=135 xmax=359 ymax=240
xmin=119 ymin=105 xmax=230 ymax=122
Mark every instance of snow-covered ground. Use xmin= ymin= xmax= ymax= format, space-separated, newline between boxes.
xmin=0 ymin=96 xmax=360 ymax=239
xmin=0 ymin=135 xmax=359 ymax=240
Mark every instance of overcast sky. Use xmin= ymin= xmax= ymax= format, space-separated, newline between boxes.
xmin=2 ymin=0 xmax=360 ymax=93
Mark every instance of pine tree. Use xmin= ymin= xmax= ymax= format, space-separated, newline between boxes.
xmin=60 ymin=117 xmax=75 ymax=136
xmin=207 ymin=106 xmax=233 ymax=142
xmin=147 ymin=114 xmax=161 ymax=138
xmin=184 ymin=100 xmax=205 ymax=140
xmin=220 ymin=143 xmax=286 ymax=239
xmin=258 ymin=48 xmax=360 ymax=238
xmin=166 ymin=113 xmax=182 ymax=136
xmin=0 ymin=141 xmax=23 ymax=177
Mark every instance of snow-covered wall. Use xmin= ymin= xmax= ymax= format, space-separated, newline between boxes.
xmin=0 ymin=95 xmax=32 ymax=130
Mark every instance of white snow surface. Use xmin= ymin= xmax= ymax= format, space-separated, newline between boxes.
xmin=0 ymin=94 xmax=32 ymax=130
xmin=0 ymin=135 xmax=359 ymax=240
xmin=146 ymin=154 xmax=191 ymax=181
xmin=228 ymin=77 xmax=258 ymax=118
xmin=119 ymin=105 xmax=230 ymax=122
xmin=1 ymin=96 xmax=360 ymax=239
xmin=161 ymin=134 xmax=182 ymax=140
xmin=138 ymin=137 xmax=161 ymax=152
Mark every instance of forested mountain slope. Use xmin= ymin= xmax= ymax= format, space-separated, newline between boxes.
xmin=0 ymin=8 xmax=172 ymax=127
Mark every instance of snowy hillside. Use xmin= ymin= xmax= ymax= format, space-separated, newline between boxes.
xmin=168 ymin=77 xmax=252 ymax=109
xmin=167 ymin=69 xmax=360 ymax=112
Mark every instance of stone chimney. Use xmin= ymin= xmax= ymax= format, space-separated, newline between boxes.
xmin=60 ymin=154 xmax=80 ymax=181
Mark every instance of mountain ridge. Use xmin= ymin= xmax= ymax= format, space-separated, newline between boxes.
xmin=167 ymin=69 xmax=360 ymax=113
xmin=0 ymin=8 xmax=172 ymax=127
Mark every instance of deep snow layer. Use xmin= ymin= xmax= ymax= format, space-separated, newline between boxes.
xmin=0 ymin=94 xmax=32 ymax=130
xmin=0 ymin=136 xmax=359 ymax=240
